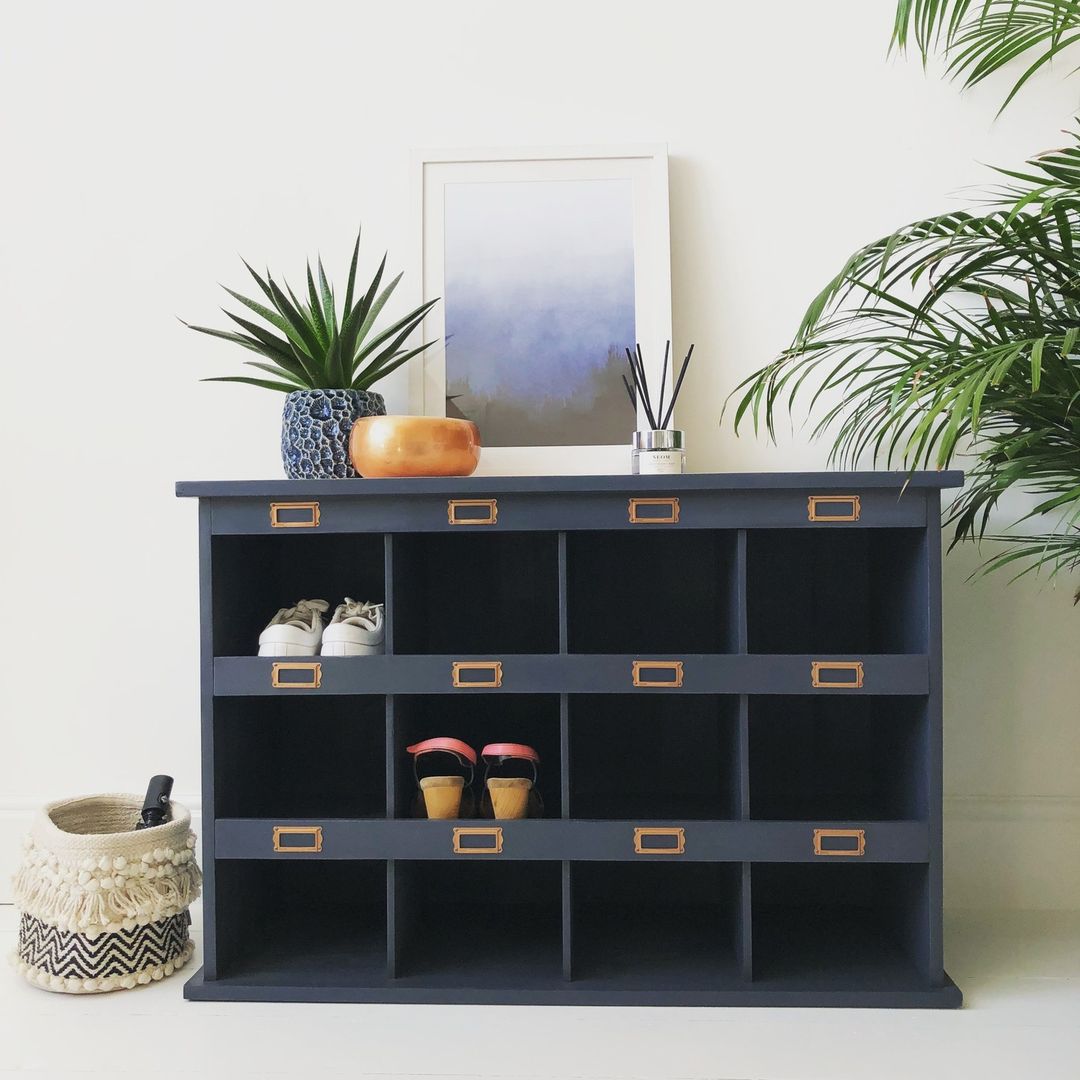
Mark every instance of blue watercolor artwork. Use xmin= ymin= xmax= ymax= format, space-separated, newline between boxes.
xmin=443 ymin=177 xmax=636 ymax=446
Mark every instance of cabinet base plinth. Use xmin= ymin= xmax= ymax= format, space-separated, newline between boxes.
xmin=184 ymin=967 xmax=962 ymax=1009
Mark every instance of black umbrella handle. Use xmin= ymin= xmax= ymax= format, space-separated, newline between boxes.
xmin=135 ymin=775 xmax=174 ymax=830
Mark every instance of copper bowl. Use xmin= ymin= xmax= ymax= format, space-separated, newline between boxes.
xmin=349 ymin=415 xmax=482 ymax=478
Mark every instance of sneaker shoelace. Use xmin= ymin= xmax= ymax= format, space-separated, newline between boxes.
xmin=334 ymin=597 xmax=383 ymax=628
xmin=275 ymin=599 xmax=330 ymax=629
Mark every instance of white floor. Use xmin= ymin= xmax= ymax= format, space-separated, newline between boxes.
xmin=2 ymin=905 xmax=1078 ymax=1080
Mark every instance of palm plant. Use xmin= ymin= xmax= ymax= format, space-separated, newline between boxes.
xmin=183 ymin=228 xmax=438 ymax=392
xmin=729 ymin=2 xmax=1080 ymax=598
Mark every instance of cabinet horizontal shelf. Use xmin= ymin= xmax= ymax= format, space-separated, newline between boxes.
xmin=180 ymin=472 xmax=964 ymax=499
xmin=214 ymin=818 xmax=930 ymax=862
xmin=212 ymin=654 xmax=930 ymax=695
xmin=188 ymin=476 xmax=949 ymax=536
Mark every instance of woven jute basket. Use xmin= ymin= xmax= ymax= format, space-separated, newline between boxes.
xmin=11 ymin=793 xmax=201 ymax=994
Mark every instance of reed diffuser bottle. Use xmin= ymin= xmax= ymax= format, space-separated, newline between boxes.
xmin=632 ymin=429 xmax=685 ymax=475
xmin=623 ymin=342 xmax=693 ymax=475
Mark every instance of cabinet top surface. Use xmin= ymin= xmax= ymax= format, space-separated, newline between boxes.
xmin=176 ymin=471 xmax=963 ymax=498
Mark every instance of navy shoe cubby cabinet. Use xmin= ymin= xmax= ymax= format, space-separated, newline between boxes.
xmin=178 ymin=472 xmax=963 ymax=1007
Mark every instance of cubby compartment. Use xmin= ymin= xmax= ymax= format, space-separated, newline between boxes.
xmin=571 ymin=862 xmax=741 ymax=987
xmin=746 ymin=528 xmax=927 ymax=654
xmin=392 ymin=532 xmax=559 ymax=653
xmin=393 ymin=695 xmax=560 ymax=818
xmin=752 ymin=862 xmax=930 ymax=988
xmin=569 ymin=695 xmax=739 ymax=819
xmin=749 ymin=696 xmax=927 ymax=820
xmin=211 ymin=532 xmax=386 ymax=657
xmin=567 ymin=530 xmax=739 ymax=653
xmin=215 ymin=860 xmax=387 ymax=986
xmin=393 ymin=861 xmax=562 ymax=985
xmin=215 ymin=696 xmax=386 ymax=818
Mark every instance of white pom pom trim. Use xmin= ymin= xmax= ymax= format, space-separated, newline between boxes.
xmin=10 ymin=938 xmax=195 ymax=994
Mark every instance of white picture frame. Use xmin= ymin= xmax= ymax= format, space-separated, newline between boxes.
xmin=411 ymin=145 xmax=672 ymax=476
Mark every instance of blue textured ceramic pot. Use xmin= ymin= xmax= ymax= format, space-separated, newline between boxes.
xmin=280 ymin=389 xmax=386 ymax=479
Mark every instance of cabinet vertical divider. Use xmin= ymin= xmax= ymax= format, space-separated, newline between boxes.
xmin=925 ymin=490 xmax=945 ymax=986
xmin=734 ymin=531 xmax=752 ymax=980
xmin=383 ymin=533 xmax=395 ymax=656
xmin=733 ymin=527 xmax=749 ymax=817
xmin=385 ymin=697 xmax=395 ymax=819
xmin=386 ymin=860 xmax=398 ymax=980
xmin=384 ymin=534 xmax=396 ymax=979
xmin=560 ymin=695 xmax=570 ymax=820
xmin=739 ymin=863 xmax=753 ymax=981
xmin=387 ymin=860 xmax=417 ymax=982
xmin=559 ymin=528 xmax=572 ymax=983
xmin=383 ymin=535 xmax=397 ymax=982
xmin=557 ymin=530 xmax=568 ymax=655
xmin=734 ymin=528 xmax=748 ymax=654
xmin=737 ymin=696 xmax=750 ymax=820
xmin=562 ymin=862 xmax=574 ymax=982
xmin=560 ymin=688 xmax=573 ymax=979
xmin=385 ymin=694 xmax=396 ymax=982
xmin=197 ymin=501 xmax=218 ymax=981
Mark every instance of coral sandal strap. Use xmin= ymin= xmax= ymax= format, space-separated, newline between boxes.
xmin=406 ymin=738 xmax=478 ymax=766
xmin=481 ymin=742 xmax=540 ymax=764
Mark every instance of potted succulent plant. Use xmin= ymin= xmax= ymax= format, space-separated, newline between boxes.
xmin=184 ymin=230 xmax=438 ymax=479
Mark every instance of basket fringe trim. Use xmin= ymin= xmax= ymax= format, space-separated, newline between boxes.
xmin=12 ymin=793 xmax=201 ymax=936
xmin=12 ymin=834 xmax=200 ymax=935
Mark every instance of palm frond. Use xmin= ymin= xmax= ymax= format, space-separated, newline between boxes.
xmin=728 ymin=126 xmax=1080 ymax=593
xmin=892 ymin=0 xmax=1080 ymax=113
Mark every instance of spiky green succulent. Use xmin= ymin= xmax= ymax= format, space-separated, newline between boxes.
xmin=184 ymin=229 xmax=438 ymax=392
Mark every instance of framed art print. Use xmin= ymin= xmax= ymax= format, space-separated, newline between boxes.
xmin=411 ymin=145 xmax=672 ymax=475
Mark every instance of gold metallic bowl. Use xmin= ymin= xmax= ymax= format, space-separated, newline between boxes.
xmin=349 ymin=415 xmax=482 ymax=478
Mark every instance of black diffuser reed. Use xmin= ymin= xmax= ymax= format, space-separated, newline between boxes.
xmin=622 ymin=341 xmax=695 ymax=430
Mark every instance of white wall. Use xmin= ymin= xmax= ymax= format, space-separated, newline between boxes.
xmin=2 ymin=0 xmax=1077 ymax=908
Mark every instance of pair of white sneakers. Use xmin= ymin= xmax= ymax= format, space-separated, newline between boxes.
xmin=257 ymin=598 xmax=385 ymax=657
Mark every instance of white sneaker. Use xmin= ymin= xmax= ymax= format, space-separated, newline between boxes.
xmin=257 ymin=599 xmax=329 ymax=657
xmin=321 ymin=598 xmax=385 ymax=656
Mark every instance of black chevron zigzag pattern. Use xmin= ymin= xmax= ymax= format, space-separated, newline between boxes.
xmin=18 ymin=910 xmax=191 ymax=979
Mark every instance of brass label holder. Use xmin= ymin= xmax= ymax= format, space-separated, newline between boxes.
xmin=448 ymin=499 xmax=498 ymax=526
xmin=632 ymin=660 xmax=684 ymax=688
xmin=810 ymin=660 xmax=864 ymax=689
xmin=451 ymin=661 xmax=503 ymax=688
xmin=269 ymin=501 xmax=321 ymax=528
xmin=453 ymin=826 xmax=504 ymax=854
xmin=813 ymin=828 xmax=866 ymax=857
xmin=271 ymin=662 xmax=322 ymax=689
xmin=634 ymin=827 xmax=686 ymax=855
xmin=807 ymin=495 xmax=861 ymax=522
xmin=628 ymin=497 xmax=680 ymax=524
xmin=272 ymin=825 xmax=323 ymax=853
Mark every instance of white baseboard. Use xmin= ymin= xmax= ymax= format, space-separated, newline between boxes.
xmin=0 ymin=796 xmax=202 ymax=905
xmin=944 ymin=794 xmax=1080 ymax=822
xmin=1 ymin=794 xmax=1077 ymax=909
